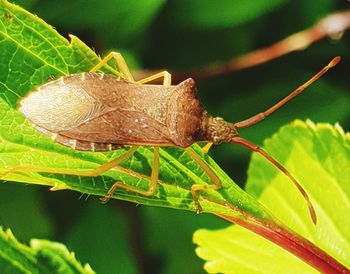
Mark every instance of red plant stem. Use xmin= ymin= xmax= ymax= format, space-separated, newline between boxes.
xmin=134 ymin=9 xmax=350 ymax=83
xmin=217 ymin=213 xmax=350 ymax=274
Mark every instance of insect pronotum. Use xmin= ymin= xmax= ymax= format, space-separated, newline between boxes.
xmin=2 ymin=52 xmax=340 ymax=224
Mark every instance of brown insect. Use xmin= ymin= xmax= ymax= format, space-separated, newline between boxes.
xmin=3 ymin=52 xmax=340 ymax=224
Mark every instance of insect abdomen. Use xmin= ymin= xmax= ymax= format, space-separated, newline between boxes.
xmin=35 ymin=125 xmax=123 ymax=151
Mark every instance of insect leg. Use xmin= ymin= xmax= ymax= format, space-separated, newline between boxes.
xmin=185 ymin=147 xmax=221 ymax=213
xmin=137 ymin=71 xmax=172 ymax=86
xmin=90 ymin=51 xmax=134 ymax=82
xmin=100 ymin=146 xmax=160 ymax=203
xmin=233 ymin=56 xmax=340 ymax=129
xmin=202 ymin=142 xmax=213 ymax=154
xmin=0 ymin=146 xmax=138 ymax=178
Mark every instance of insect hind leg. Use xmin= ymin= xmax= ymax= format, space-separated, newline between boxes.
xmin=90 ymin=51 xmax=134 ymax=82
xmin=0 ymin=146 xmax=139 ymax=179
xmin=100 ymin=146 xmax=160 ymax=203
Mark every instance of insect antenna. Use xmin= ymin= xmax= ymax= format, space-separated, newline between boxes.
xmin=231 ymin=136 xmax=317 ymax=224
xmin=229 ymin=56 xmax=341 ymax=225
xmin=233 ymin=56 xmax=341 ymax=129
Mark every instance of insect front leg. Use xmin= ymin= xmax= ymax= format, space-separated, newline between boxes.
xmin=185 ymin=147 xmax=221 ymax=213
xmin=90 ymin=51 xmax=134 ymax=82
xmin=100 ymin=146 xmax=160 ymax=203
xmin=137 ymin=71 xmax=172 ymax=86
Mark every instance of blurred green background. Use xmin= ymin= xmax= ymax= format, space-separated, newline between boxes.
xmin=1 ymin=1 xmax=349 ymax=273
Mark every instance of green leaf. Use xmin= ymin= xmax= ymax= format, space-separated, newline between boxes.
xmin=0 ymin=227 xmax=95 ymax=274
xmin=30 ymin=240 xmax=95 ymax=274
xmin=0 ymin=0 xmax=268 ymax=224
xmin=0 ymin=228 xmax=37 ymax=274
xmin=164 ymin=0 xmax=289 ymax=29
xmin=194 ymin=120 xmax=350 ymax=273
xmin=0 ymin=2 xmax=102 ymax=107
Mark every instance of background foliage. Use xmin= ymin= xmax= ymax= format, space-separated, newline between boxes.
xmin=1 ymin=1 xmax=349 ymax=273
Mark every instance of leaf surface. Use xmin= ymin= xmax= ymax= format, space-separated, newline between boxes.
xmin=0 ymin=0 xmax=268 ymax=223
xmin=194 ymin=120 xmax=350 ymax=273
xmin=0 ymin=227 xmax=95 ymax=274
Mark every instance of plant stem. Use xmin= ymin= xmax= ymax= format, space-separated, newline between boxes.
xmin=135 ymin=9 xmax=350 ymax=82
xmin=217 ymin=213 xmax=350 ymax=274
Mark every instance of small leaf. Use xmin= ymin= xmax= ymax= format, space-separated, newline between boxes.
xmin=194 ymin=120 xmax=350 ymax=273
xmin=30 ymin=239 xmax=95 ymax=274
xmin=0 ymin=228 xmax=37 ymax=274
xmin=0 ymin=227 xmax=95 ymax=274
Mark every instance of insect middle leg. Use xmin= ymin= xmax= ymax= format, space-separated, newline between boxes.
xmin=100 ymin=146 xmax=160 ymax=203
xmin=185 ymin=147 xmax=221 ymax=213
xmin=90 ymin=51 xmax=134 ymax=81
xmin=137 ymin=71 xmax=172 ymax=86
xmin=91 ymin=51 xmax=172 ymax=86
